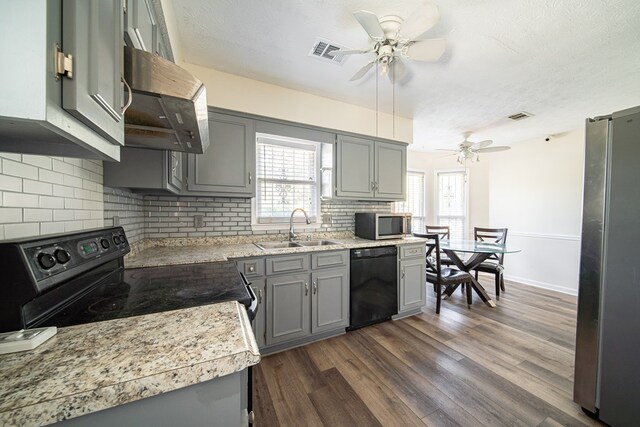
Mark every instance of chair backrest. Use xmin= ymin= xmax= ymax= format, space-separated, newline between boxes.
xmin=425 ymin=225 xmax=450 ymax=240
xmin=474 ymin=227 xmax=508 ymax=263
xmin=413 ymin=233 xmax=441 ymax=282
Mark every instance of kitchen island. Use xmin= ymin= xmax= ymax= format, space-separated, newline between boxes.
xmin=0 ymin=302 xmax=259 ymax=427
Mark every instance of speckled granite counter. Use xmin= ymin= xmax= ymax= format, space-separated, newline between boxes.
xmin=0 ymin=302 xmax=260 ymax=427
xmin=125 ymin=236 xmax=427 ymax=268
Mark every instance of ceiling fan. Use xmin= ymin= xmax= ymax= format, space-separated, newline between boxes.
xmin=438 ymin=133 xmax=511 ymax=164
xmin=329 ymin=4 xmax=446 ymax=82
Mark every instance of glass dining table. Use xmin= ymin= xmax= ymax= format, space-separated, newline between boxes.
xmin=439 ymin=239 xmax=521 ymax=307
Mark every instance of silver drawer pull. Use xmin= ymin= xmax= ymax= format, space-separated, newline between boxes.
xmin=248 ymin=266 xmax=255 ymax=272
xmin=313 ymin=281 xmax=317 ymax=294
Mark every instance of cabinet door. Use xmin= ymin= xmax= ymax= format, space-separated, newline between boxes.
xmin=124 ymin=0 xmax=158 ymax=53
xmin=375 ymin=141 xmax=406 ymax=200
xmin=335 ymin=135 xmax=375 ymax=198
xmin=399 ymin=258 xmax=426 ymax=313
xmin=187 ymin=113 xmax=256 ymax=196
xmin=266 ymin=274 xmax=311 ymax=346
xmin=311 ymin=268 xmax=349 ymax=334
xmin=250 ymin=279 xmax=266 ymax=349
xmin=169 ymin=151 xmax=182 ymax=191
xmin=62 ymin=0 xmax=124 ymax=146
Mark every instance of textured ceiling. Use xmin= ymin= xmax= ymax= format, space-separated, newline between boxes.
xmin=171 ymin=0 xmax=640 ymax=151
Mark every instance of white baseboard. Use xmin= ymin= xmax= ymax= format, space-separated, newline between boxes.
xmin=503 ymin=274 xmax=578 ymax=296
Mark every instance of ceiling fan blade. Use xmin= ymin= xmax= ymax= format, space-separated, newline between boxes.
xmin=350 ymin=61 xmax=375 ymax=81
xmin=470 ymin=139 xmax=493 ymax=150
xmin=398 ymin=4 xmax=440 ymax=42
xmin=389 ymin=57 xmax=409 ymax=83
xmin=403 ymin=39 xmax=446 ymax=61
xmin=475 ymin=146 xmax=511 ymax=153
xmin=436 ymin=152 xmax=458 ymax=158
xmin=352 ymin=10 xmax=386 ymax=41
xmin=436 ymin=149 xmax=458 ymax=152
xmin=327 ymin=48 xmax=371 ymax=57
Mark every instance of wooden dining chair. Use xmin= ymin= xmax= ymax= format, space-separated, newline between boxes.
xmin=473 ymin=227 xmax=508 ymax=299
xmin=415 ymin=233 xmax=474 ymax=314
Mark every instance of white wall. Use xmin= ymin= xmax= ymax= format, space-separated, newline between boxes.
xmin=488 ymin=129 xmax=585 ymax=294
xmin=407 ymin=151 xmax=490 ymax=234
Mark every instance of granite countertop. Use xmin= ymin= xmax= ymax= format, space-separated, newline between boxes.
xmin=126 ymin=236 xmax=427 ymax=268
xmin=0 ymin=302 xmax=260 ymax=427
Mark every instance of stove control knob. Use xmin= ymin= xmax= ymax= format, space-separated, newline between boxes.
xmin=37 ymin=253 xmax=56 ymax=270
xmin=101 ymin=238 xmax=110 ymax=249
xmin=54 ymin=249 xmax=71 ymax=264
xmin=120 ymin=235 xmax=127 ymax=245
xmin=113 ymin=235 xmax=121 ymax=245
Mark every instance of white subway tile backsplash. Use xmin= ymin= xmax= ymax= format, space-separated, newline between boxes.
xmin=23 ymin=208 xmax=53 ymax=222
xmin=40 ymin=222 xmax=65 ymax=235
xmin=4 ymin=223 xmax=39 ymax=239
xmin=39 ymin=169 xmax=64 ymax=185
xmin=0 ymin=207 xmax=23 ymax=223
xmin=63 ymin=174 xmax=83 ymax=189
xmin=52 ymin=159 xmax=74 ymax=175
xmin=52 ymin=184 xmax=74 ymax=198
xmin=39 ymin=195 xmax=65 ymax=209
xmin=53 ymin=209 xmax=74 ymax=221
xmin=22 ymin=155 xmax=52 ymax=170
xmin=3 ymin=192 xmax=38 ymax=208
xmin=23 ymin=179 xmax=53 ymax=196
xmin=64 ymin=198 xmax=83 ymax=210
xmin=0 ymin=153 xmax=22 ymax=162
xmin=0 ymin=174 xmax=22 ymax=192
xmin=2 ymin=159 xmax=38 ymax=180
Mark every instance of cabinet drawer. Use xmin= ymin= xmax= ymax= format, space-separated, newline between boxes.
xmin=266 ymin=254 xmax=310 ymax=275
xmin=311 ymin=250 xmax=348 ymax=269
xmin=237 ymin=258 xmax=265 ymax=277
xmin=399 ymin=244 xmax=426 ymax=259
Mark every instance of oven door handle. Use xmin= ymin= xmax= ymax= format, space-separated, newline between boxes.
xmin=245 ymin=282 xmax=258 ymax=322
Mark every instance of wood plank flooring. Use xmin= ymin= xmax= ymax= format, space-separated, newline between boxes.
xmin=253 ymin=279 xmax=603 ymax=426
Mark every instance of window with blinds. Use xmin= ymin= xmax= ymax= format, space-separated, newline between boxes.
xmin=436 ymin=170 xmax=467 ymax=239
xmin=394 ymin=171 xmax=426 ymax=232
xmin=255 ymin=134 xmax=320 ymax=224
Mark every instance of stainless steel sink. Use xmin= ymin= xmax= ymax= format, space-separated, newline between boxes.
xmin=254 ymin=241 xmax=302 ymax=250
xmin=296 ymin=240 xmax=341 ymax=246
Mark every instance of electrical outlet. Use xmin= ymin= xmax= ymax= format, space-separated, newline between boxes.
xmin=322 ymin=213 xmax=332 ymax=224
xmin=113 ymin=216 xmax=120 ymax=226
xmin=194 ymin=214 xmax=204 ymax=228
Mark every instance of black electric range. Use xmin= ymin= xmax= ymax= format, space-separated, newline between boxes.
xmin=0 ymin=227 xmax=256 ymax=333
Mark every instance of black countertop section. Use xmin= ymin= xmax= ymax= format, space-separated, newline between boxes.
xmin=41 ymin=261 xmax=250 ymax=328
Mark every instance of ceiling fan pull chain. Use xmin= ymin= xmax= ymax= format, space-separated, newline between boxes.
xmin=375 ymin=61 xmax=379 ymax=138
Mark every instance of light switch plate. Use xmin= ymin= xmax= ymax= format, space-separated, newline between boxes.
xmin=194 ymin=214 xmax=204 ymax=228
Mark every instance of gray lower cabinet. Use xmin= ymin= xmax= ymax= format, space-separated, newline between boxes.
xmin=266 ymin=273 xmax=311 ymax=346
xmin=236 ymin=251 xmax=348 ymax=352
xmin=0 ymin=0 xmax=123 ymax=160
xmin=186 ymin=112 xmax=256 ymax=197
xmin=311 ymin=268 xmax=349 ymax=334
xmin=397 ymin=243 xmax=427 ymax=315
xmin=104 ymin=147 xmax=182 ymax=194
xmin=250 ymin=279 xmax=266 ymax=349
xmin=335 ymin=135 xmax=406 ymax=201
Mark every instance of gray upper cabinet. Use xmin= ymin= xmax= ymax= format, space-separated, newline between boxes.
xmin=335 ymin=135 xmax=375 ymax=199
xmin=124 ymin=0 xmax=158 ymax=54
xmin=335 ymin=135 xmax=407 ymax=201
xmin=186 ymin=113 xmax=256 ymax=197
xmin=375 ymin=141 xmax=406 ymax=199
xmin=0 ymin=0 xmax=122 ymax=160
xmin=104 ymin=147 xmax=182 ymax=194
xmin=62 ymin=0 xmax=125 ymax=146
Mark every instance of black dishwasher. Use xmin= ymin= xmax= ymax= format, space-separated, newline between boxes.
xmin=348 ymin=246 xmax=398 ymax=330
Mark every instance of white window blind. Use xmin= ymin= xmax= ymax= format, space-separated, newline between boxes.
xmin=394 ymin=171 xmax=426 ymax=232
xmin=255 ymin=135 xmax=319 ymax=224
xmin=436 ymin=171 xmax=467 ymax=239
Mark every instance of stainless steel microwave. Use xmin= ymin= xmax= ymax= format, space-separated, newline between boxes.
xmin=354 ymin=213 xmax=412 ymax=240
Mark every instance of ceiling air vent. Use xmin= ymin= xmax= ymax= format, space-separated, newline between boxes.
xmin=309 ymin=37 xmax=350 ymax=65
xmin=507 ymin=111 xmax=534 ymax=121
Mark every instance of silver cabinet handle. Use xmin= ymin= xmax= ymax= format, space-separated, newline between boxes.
xmin=258 ymin=289 xmax=262 ymax=304
xmin=371 ymin=181 xmax=375 ymax=190
xmin=121 ymin=74 xmax=132 ymax=115
xmin=313 ymin=281 xmax=317 ymax=294
xmin=305 ymin=282 xmax=309 ymax=296
xmin=248 ymin=172 xmax=252 ymax=184
xmin=402 ymin=269 xmax=405 ymax=279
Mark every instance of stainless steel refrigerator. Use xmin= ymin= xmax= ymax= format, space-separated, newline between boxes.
xmin=574 ymin=105 xmax=640 ymax=426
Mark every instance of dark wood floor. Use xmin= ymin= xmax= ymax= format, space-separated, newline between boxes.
xmin=253 ymin=279 xmax=603 ymax=426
